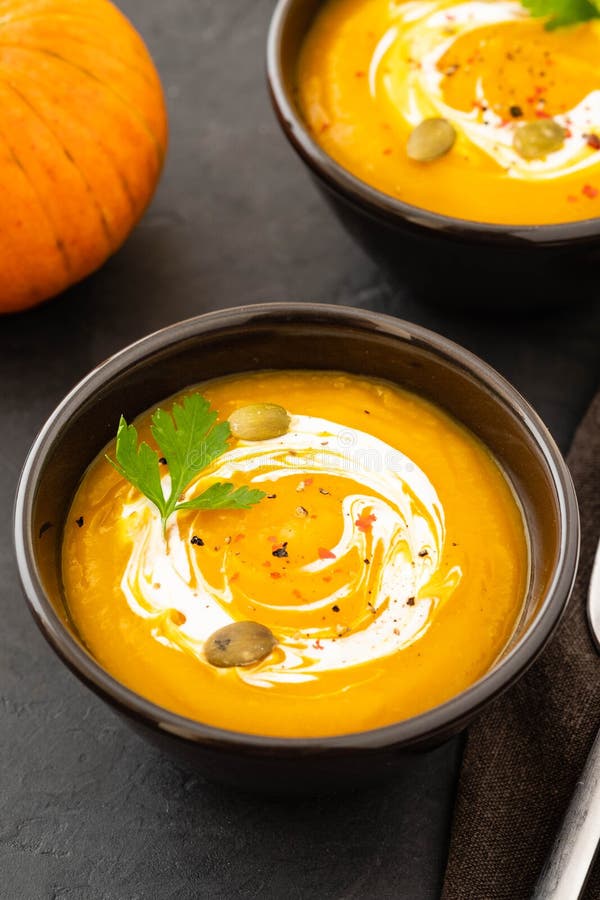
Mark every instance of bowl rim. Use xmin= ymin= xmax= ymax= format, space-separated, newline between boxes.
xmin=14 ymin=302 xmax=580 ymax=752
xmin=266 ymin=0 xmax=600 ymax=247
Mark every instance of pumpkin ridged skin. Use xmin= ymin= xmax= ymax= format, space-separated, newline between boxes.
xmin=0 ymin=0 xmax=168 ymax=313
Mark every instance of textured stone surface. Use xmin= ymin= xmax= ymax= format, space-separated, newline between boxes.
xmin=1 ymin=1 xmax=600 ymax=898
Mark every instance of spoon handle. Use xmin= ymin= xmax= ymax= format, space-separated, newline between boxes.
xmin=532 ymin=727 xmax=600 ymax=900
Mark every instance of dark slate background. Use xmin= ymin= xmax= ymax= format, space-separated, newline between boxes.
xmin=1 ymin=1 xmax=599 ymax=897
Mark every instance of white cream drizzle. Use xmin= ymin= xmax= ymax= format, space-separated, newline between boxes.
xmin=118 ymin=415 xmax=462 ymax=686
xmin=371 ymin=0 xmax=600 ymax=178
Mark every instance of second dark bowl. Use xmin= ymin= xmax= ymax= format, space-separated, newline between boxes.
xmin=267 ymin=0 xmax=600 ymax=309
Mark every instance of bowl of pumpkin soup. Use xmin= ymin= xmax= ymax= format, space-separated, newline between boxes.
xmin=14 ymin=303 xmax=578 ymax=792
xmin=268 ymin=0 xmax=600 ymax=307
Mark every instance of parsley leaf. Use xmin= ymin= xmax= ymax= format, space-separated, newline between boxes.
xmin=176 ymin=483 xmax=266 ymax=512
xmin=106 ymin=394 xmax=265 ymax=531
xmin=521 ymin=0 xmax=599 ymax=28
xmin=108 ymin=417 xmax=167 ymax=518
xmin=150 ymin=394 xmax=232 ymax=521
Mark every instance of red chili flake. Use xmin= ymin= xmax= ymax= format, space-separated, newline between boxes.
xmin=535 ymin=110 xmax=551 ymax=119
xmin=564 ymin=128 xmax=572 ymax=138
xmin=318 ymin=547 xmax=337 ymax=560
xmin=313 ymin=639 xmax=324 ymax=650
xmin=262 ymin=561 xmax=271 ymax=568
xmin=393 ymin=628 xmax=400 ymax=636
xmin=268 ymin=535 xmax=278 ymax=544
xmin=270 ymin=572 xmax=282 ymax=579
xmin=234 ymin=533 xmax=245 ymax=542
xmin=583 ymin=184 xmax=599 ymax=199
xmin=585 ymin=133 xmax=600 ymax=150
xmin=305 ymin=478 xmax=313 ymax=486
xmin=292 ymin=589 xmax=303 ymax=599
xmin=323 ymin=576 xmax=332 ymax=583
xmin=320 ymin=123 xmax=330 ymax=133
xmin=355 ymin=70 xmax=366 ymax=78
xmin=382 ymin=148 xmax=393 ymax=156
xmin=229 ymin=572 xmax=239 ymax=583
xmin=355 ymin=511 xmax=377 ymax=533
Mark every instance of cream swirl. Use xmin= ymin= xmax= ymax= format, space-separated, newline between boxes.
xmin=118 ymin=415 xmax=461 ymax=686
xmin=373 ymin=0 xmax=600 ymax=178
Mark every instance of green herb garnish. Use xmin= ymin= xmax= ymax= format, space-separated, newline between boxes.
xmin=522 ymin=0 xmax=600 ymax=28
xmin=107 ymin=393 xmax=265 ymax=532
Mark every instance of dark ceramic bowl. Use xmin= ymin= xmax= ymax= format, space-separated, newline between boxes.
xmin=14 ymin=303 xmax=579 ymax=793
xmin=267 ymin=0 xmax=600 ymax=308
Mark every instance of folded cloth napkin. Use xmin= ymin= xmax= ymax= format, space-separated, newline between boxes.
xmin=442 ymin=392 xmax=600 ymax=900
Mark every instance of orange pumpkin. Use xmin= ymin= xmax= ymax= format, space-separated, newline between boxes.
xmin=0 ymin=0 xmax=168 ymax=313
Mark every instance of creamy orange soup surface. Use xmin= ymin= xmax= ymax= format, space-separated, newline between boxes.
xmin=297 ymin=0 xmax=600 ymax=224
xmin=62 ymin=371 xmax=529 ymax=737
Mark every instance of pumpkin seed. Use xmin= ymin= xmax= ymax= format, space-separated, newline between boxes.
xmin=229 ymin=403 xmax=290 ymax=441
xmin=205 ymin=621 xmax=277 ymax=668
xmin=407 ymin=118 xmax=456 ymax=162
xmin=513 ymin=119 xmax=565 ymax=160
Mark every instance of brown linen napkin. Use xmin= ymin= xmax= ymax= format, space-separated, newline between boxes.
xmin=442 ymin=392 xmax=600 ymax=900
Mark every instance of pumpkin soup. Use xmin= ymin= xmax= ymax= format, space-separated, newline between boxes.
xmin=297 ymin=0 xmax=600 ymax=224
xmin=62 ymin=371 xmax=528 ymax=738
